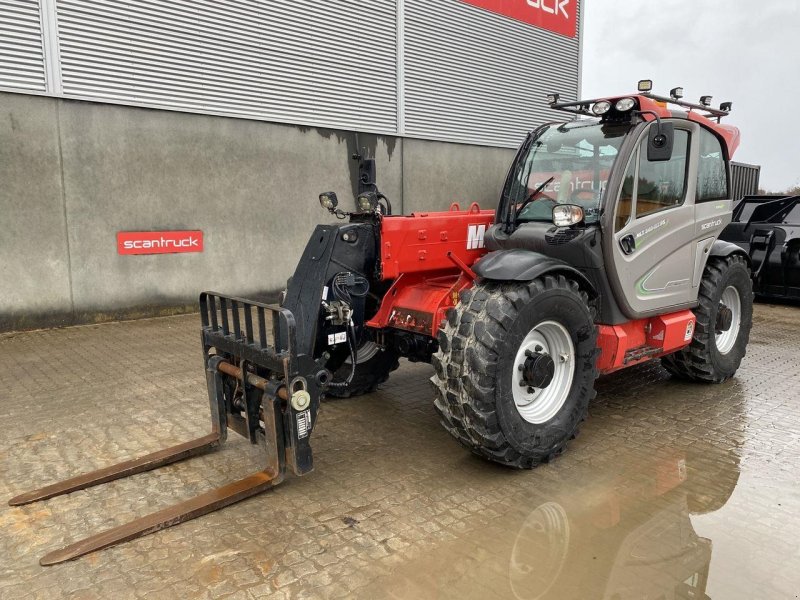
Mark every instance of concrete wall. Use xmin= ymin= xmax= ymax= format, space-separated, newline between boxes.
xmin=0 ymin=91 xmax=515 ymax=331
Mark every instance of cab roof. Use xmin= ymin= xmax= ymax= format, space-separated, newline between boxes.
xmin=549 ymin=93 xmax=740 ymax=158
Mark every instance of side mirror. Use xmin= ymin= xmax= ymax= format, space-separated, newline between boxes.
xmin=552 ymin=204 xmax=585 ymax=227
xmin=647 ymin=122 xmax=674 ymax=162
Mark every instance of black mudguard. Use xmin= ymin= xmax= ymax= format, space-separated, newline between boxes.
xmin=710 ymin=239 xmax=751 ymax=266
xmin=473 ymin=249 xmax=597 ymax=296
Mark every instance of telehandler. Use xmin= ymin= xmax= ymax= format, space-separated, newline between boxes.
xmin=10 ymin=81 xmax=753 ymax=565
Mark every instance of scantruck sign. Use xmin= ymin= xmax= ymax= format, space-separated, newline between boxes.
xmin=117 ymin=231 xmax=204 ymax=255
xmin=460 ymin=0 xmax=577 ymax=38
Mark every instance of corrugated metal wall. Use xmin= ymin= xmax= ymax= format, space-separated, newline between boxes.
xmin=403 ymin=0 xmax=580 ymax=147
xmin=731 ymin=162 xmax=761 ymax=201
xmin=0 ymin=0 xmax=581 ymax=146
xmin=0 ymin=0 xmax=46 ymax=92
xmin=56 ymin=0 xmax=398 ymax=133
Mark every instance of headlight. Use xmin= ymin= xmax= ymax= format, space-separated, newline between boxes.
xmin=615 ymin=97 xmax=636 ymax=112
xmin=357 ymin=192 xmax=377 ymax=212
xmin=552 ymin=204 xmax=585 ymax=228
xmin=592 ymin=101 xmax=611 ymax=116
xmin=319 ymin=192 xmax=338 ymax=211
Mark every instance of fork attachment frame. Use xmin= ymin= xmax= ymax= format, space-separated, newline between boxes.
xmin=9 ymin=292 xmax=324 ymax=566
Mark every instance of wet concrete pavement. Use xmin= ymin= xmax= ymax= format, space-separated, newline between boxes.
xmin=0 ymin=304 xmax=799 ymax=599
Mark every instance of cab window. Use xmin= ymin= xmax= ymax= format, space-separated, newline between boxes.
xmin=697 ymin=128 xmax=729 ymax=201
xmin=615 ymin=156 xmax=637 ymax=231
xmin=635 ymin=129 xmax=690 ymax=218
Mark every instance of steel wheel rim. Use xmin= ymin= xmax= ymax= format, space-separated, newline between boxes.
xmin=512 ymin=321 xmax=575 ymax=424
xmin=716 ymin=286 xmax=741 ymax=355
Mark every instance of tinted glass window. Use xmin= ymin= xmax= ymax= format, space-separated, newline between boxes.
xmin=635 ymin=130 xmax=689 ymax=218
xmin=697 ymin=128 xmax=729 ymax=201
xmin=615 ymin=155 xmax=637 ymax=232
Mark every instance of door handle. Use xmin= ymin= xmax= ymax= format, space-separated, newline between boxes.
xmin=620 ymin=235 xmax=636 ymax=255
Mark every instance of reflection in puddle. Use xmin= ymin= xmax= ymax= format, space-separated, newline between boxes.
xmin=508 ymin=448 xmax=736 ymax=600
xmin=362 ymin=371 xmax=743 ymax=600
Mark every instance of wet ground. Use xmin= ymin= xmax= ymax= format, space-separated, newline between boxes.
xmin=0 ymin=304 xmax=799 ymax=599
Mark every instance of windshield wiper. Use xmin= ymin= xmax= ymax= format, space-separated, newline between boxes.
xmin=505 ymin=176 xmax=555 ymax=234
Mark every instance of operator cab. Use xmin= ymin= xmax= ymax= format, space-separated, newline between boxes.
xmin=484 ymin=81 xmax=739 ymax=324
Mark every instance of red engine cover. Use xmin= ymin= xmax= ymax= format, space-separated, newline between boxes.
xmin=379 ymin=203 xmax=495 ymax=280
xmin=367 ymin=203 xmax=494 ymax=336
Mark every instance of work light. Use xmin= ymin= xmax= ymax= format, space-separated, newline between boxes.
xmin=670 ymin=87 xmax=684 ymax=100
xmin=552 ymin=204 xmax=585 ymax=228
xmin=319 ymin=192 xmax=338 ymax=211
xmin=720 ymin=102 xmax=733 ymax=112
xmin=357 ymin=192 xmax=378 ymax=212
xmin=637 ymin=80 xmax=653 ymax=93
xmin=615 ymin=97 xmax=636 ymax=112
xmin=547 ymin=93 xmax=560 ymax=105
xmin=700 ymin=95 xmax=713 ymax=107
xmin=592 ymin=101 xmax=611 ymax=116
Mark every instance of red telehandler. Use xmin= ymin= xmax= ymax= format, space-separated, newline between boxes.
xmin=10 ymin=82 xmax=753 ymax=565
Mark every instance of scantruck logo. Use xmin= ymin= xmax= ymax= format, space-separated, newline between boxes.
xmin=460 ymin=0 xmax=577 ymax=38
xmin=117 ymin=231 xmax=204 ymax=255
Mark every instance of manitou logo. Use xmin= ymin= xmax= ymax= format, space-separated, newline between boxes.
xmin=467 ymin=224 xmax=487 ymax=250
xmin=460 ymin=0 xmax=577 ymax=38
xmin=117 ymin=231 xmax=204 ymax=255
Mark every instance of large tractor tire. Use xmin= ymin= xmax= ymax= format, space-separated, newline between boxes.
xmin=326 ymin=341 xmax=400 ymax=399
xmin=432 ymin=275 xmax=598 ymax=469
xmin=661 ymin=255 xmax=753 ymax=383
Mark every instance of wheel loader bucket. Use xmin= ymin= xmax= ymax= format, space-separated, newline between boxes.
xmin=721 ymin=195 xmax=800 ymax=300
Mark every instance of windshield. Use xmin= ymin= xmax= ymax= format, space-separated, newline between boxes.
xmin=503 ymin=121 xmax=632 ymax=225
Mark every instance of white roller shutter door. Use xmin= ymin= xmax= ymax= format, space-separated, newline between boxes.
xmin=403 ymin=0 xmax=581 ymax=147
xmin=56 ymin=0 xmax=399 ymax=133
xmin=0 ymin=0 xmax=46 ymax=92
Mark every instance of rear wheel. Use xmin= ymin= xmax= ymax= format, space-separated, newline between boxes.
xmin=432 ymin=276 xmax=598 ymax=469
xmin=326 ymin=341 xmax=400 ymax=399
xmin=662 ymin=254 xmax=753 ymax=383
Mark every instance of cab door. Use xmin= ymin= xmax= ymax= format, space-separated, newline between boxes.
xmin=609 ymin=123 xmax=699 ymax=316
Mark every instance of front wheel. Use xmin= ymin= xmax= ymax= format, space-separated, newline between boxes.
xmin=662 ymin=254 xmax=753 ymax=383
xmin=432 ymin=276 xmax=598 ymax=469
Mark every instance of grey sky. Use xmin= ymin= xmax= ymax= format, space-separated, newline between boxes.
xmin=581 ymin=0 xmax=799 ymax=192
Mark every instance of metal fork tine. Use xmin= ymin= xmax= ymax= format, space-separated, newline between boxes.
xmin=39 ymin=471 xmax=278 ymax=566
xmin=9 ymin=434 xmax=220 ymax=506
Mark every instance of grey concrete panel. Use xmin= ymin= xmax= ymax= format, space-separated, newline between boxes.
xmin=0 ymin=93 xmax=72 ymax=328
xmin=0 ymin=93 xmax=522 ymax=330
xmin=402 ymin=138 xmax=516 ymax=213
xmin=56 ymin=101 xmax=402 ymax=315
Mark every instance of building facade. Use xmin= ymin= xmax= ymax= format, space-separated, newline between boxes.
xmin=0 ymin=0 xmax=583 ymax=330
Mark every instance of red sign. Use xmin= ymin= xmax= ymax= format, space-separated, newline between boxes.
xmin=460 ymin=0 xmax=577 ymax=39
xmin=117 ymin=231 xmax=204 ymax=255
